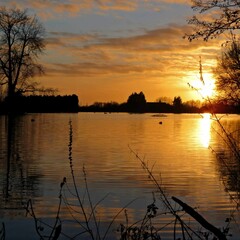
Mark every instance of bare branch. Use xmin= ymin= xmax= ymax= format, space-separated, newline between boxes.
xmin=0 ymin=7 xmax=45 ymax=98
xmin=185 ymin=0 xmax=240 ymax=41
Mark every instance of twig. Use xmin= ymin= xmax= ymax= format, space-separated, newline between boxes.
xmin=172 ymin=196 xmax=227 ymax=240
xmin=0 ymin=222 xmax=5 ymax=240
xmin=25 ymin=199 xmax=44 ymax=240
xmin=68 ymin=120 xmax=94 ymax=239
xmin=102 ymin=198 xmax=139 ymax=240
xmin=82 ymin=165 xmax=101 ymax=240
xmin=49 ymin=177 xmax=66 ymax=239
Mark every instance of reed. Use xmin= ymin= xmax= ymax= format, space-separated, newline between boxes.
xmin=0 ymin=222 xmax=5 ymax=240
xmin=25 ymin=177 xmax=68 ymax=240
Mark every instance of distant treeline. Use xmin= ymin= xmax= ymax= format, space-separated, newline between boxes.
xmin=0 ymin=92 xmax=239 ymax=114
xmin=79 ymin=101 xmax=240 ymax=114
xmin=0 ymin=94 xmax=79 ymax=114
xmin=79 ymin=92 xmax=240 ymax=114
xmin=79 ymin=102 xmax=176 ymax=113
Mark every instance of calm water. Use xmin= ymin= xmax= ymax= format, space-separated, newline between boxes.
xmin=0 ymin=113 xmax=240 ymax=239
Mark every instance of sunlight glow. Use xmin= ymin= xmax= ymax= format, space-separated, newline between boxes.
xmin=199 ymin=113 xmax=212 ymax=148
xmin=190 ymin=73 xmax=216 ymax=100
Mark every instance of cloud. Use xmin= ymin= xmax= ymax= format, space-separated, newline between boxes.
xmin=43 ymin=24 xmax=221 ymax=80
xmin=93 ymin=0 xmax=138 ymax=11
xmin=46 ymin=32 xmax=97 ymax=47
xmin=45 ymin=62 xmax=149 ymax=77
xmin=3 ymin=0 xmax=190 ymax=18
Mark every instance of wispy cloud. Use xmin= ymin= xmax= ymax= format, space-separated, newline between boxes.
xmin=43 ymin=24 xmax=220 ymax=79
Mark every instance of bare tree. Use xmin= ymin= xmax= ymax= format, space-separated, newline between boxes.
xmin=185 ymin=0 xmax=240 ymax=41
xmin=0 ymin=7 xmax=45 ymax=99
xmin=213 ymin=38 xmax=240 ymax=105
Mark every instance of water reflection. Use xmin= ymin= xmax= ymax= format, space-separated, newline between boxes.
xmin=0 ymin=115 xmax=42 ymax=215
xmin=212 ymin=116 xmax=240 ymax=201
xmin=199 ymin=113 xmax=212 ymax=148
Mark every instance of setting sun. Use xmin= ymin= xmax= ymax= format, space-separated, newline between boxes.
xmin=190 ymin=73 xmax=216 ymax=100
xmin=200 ymin=73 xmax=216 ymax=98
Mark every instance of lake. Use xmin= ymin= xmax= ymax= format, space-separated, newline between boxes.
xmin=0 ymin=113 xmax=240 ymax=239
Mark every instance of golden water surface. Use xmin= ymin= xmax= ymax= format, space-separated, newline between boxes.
xmin=0 ymin=113 xmax=239 ymax=239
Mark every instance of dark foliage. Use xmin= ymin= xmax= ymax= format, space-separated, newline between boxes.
xmin=126 ymin=92 xmax=147 ymax=113
xmin=173 ymin=96 xmax=183 ymax=113
xmin=213 ymin=39 xmax=240 ymax=105
xmin=0 ymin=94 xmax=79 ymax=113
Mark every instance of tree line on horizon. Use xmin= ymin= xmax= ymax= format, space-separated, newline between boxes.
xmin=0 ymin=94 xmax=79 ymax=113
xmin=79 ymin=91 xmax=240 ymax=113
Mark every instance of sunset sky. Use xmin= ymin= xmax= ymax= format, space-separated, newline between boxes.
xmin=3 ymin=0 xmax=223 ymax=105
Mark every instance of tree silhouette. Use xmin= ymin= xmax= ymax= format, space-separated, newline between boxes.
xmin=185 ymin=0 xmax=240 ymax=41
xmin=173 ymin=96 xmax=183 ymax=112
xmin=127 ymin=91 xmax=146 ymax=112
xmin=213 ymin=38 xmax=240 ymax=105
xmin=0 ymin=7 xmax=45 ymax=99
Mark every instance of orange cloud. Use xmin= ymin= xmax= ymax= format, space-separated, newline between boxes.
xmin=43 ymin=24 xmax=220 ymax=75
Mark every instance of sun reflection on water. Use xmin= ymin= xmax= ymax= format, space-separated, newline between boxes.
xmin=199 ymin=113 xmax=212 ymax=148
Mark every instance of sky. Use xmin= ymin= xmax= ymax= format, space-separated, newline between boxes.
xmin=2 ymin=0 xmax=223 ymax=105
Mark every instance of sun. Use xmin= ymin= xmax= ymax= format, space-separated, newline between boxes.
xmin=200 ymin=73 xmax=216 ymax=98
xmin=190 ymin=73 xmax=216 ymax=99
